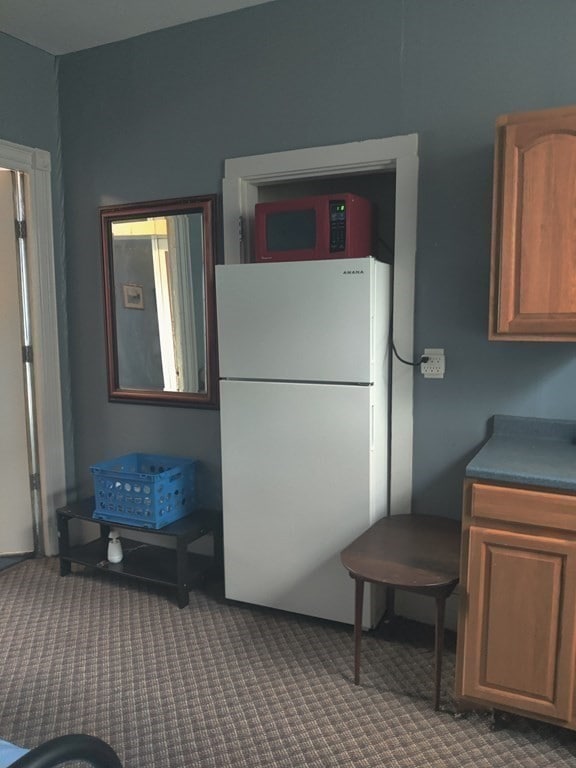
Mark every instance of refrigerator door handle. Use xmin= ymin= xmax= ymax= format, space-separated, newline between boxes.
xmin=370 ymin=403 xmax=375 ymax=450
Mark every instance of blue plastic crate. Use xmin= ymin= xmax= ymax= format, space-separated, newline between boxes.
xmin=90 ymin=453 xmax=197 ymax=529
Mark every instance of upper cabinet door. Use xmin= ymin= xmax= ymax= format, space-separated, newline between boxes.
xmin=490 ymin=105 xmax=576 ymax=340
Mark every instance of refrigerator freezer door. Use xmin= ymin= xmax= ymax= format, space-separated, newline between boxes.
xmin=216 ymin=258 xmax=388 ymax=384
xmin=220 ymin=379 xmax=385 ymax=625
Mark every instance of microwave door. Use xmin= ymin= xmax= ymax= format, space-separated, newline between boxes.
xmin=256 ymin=206 xmax=318 ymax=263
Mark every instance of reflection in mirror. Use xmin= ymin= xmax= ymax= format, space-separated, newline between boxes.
xmin=100 ymin=196 xmax=218 ymax=407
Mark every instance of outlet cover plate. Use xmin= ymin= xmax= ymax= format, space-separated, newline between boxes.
xmin=421 ymin=348 xmax=445 ymax=379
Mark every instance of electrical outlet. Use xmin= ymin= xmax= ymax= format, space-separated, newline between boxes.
xmin=421 ymin=348 xmax=445 ymax=379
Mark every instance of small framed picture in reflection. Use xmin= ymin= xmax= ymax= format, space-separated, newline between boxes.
xmin=122 ymin=283 xmax=144 ymax=310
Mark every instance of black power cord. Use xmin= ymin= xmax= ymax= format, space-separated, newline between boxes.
xmin=385 ymin=265 xmax=428 ymax=369
xmin=391 ymin=340 xmax=429 ymax=367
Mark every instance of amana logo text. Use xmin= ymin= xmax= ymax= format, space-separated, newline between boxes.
xmin=343 ymin=269 xmax=365 ymax=275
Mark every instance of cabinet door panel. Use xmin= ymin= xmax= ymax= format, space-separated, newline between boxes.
xmin=492 ymin=107 xmax=576 ymax=339
xmin=462 ymin=526 xmax=576 ymax=721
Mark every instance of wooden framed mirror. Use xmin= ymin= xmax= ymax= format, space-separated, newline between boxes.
xmin=100 ymin=195 xmax=218 ymax=407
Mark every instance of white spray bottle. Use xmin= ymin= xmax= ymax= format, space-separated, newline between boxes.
xmin=107 ymin=528 xmax=123 ymax=563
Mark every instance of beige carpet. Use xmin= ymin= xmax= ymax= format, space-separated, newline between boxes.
xmin=0 ymin=558 xmax=574 ymax=768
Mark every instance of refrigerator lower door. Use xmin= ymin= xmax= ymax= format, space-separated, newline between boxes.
xmin=220 ymin=379 xmax=386 ymax=626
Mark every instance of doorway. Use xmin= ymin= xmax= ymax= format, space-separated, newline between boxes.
xmin=222 ymin=134 xmax=419 ymax=518
xmin=0 ymin=170 xmax=35 ymax=559
xmin=0 ymin=138 xmax=66 ymax=558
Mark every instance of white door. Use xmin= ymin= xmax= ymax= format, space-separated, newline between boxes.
xmin=220 ymin=378 xmax=380 ymax=625
xmin=0 ymin=171 xmax=33 ymax=554
xmin=216 ymin=258 xmax=388 ymax=383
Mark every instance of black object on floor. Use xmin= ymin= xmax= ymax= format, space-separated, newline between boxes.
xmin=0 ymin=555 xmax=31 ymax=573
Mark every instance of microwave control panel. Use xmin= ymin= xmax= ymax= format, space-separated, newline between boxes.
xmin=329 ymin=200 xmax=346 ymax=252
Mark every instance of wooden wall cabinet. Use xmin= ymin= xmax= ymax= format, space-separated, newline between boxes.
xmin=456 ymin=480 xmax=576 ymax=727
xmin=489 ymin=104 xmax=576 ymax=340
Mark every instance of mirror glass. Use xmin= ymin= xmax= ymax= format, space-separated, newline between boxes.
xmin=100 ymin=196 xmax=218 ymax=407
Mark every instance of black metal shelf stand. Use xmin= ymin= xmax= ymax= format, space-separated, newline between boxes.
xmin=57 ymin=497 xmax=222 ymax=608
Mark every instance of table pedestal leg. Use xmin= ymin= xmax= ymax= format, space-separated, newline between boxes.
xmin=176 ymin=538 xmax=189 ymax=609
xmin=57 ymin=514 xmax=71 ymax=576
xmin=434 ymin=595 xmax=446 ymax=711
xmin=384 ymin=585 xmax=395 ymax=623
xmin=354 ymin=578 xmax=364 ymax=685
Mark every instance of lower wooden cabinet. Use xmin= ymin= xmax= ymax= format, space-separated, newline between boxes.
xmin=456 ymin=480 xmax=576 ymax=728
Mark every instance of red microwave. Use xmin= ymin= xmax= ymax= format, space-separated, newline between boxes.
xmin=254 ymin=193 xmax=373 ymax=263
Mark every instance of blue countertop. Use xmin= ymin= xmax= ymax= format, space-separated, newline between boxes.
xmin=466 ymin=415 xmax=576 ymax=492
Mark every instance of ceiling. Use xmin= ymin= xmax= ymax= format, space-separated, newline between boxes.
xmin=0 ymin=0 xmax=278 ymax=55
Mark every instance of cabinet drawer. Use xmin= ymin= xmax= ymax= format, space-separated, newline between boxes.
xmin=471 ymin=483 xmax=576 ymax=532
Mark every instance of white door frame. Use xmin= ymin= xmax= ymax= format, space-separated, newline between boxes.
xmin=222 ymin=135 xmax=419 ymax=517
xmin=0 ymin=138 xmax=66 ymax=556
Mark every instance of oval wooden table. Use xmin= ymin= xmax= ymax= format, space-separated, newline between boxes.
xmin=340 ymin=514 xmax=461 ymax=710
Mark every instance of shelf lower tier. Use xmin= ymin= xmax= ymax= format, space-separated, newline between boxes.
xmin=61 ymin=536 xmax=213 ymax=590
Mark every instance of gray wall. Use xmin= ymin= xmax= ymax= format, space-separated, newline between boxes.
xmin=112 ymin=238 xmax=163 ymax=390
xmin=0 ymin=32 xmax=58 ymax=150
xmin=0 ymin=32 xmax=73 ymax=488
xmin=57 ymin=0 xmax=576 ymax=513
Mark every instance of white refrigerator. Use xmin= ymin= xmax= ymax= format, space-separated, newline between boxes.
xmin=216 ymin=257 xmax=390 ymax=626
